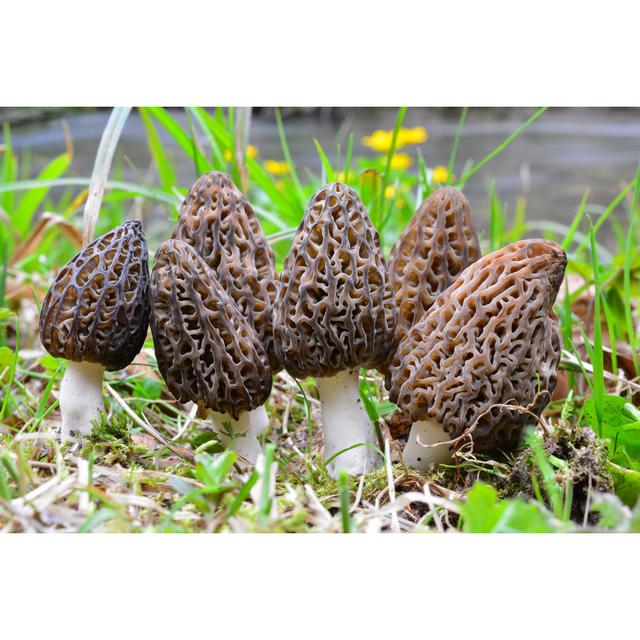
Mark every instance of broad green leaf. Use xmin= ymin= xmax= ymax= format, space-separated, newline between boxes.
xmin=190 ymin=431 xmax=224 ymax=454
xmin=0 ymin=308 xmax=15 ymax=322
xmin=607 ymin=461 xmax=640 ymax=508
xmin=460 ymin=483 xmax=557 ymax=533
xmin=0 ymin=346 xmax=14 ymax=380
xmin=133 ymin=377 xmax=162 ymax=401
xmin=583 ymin=395 xmax=640 ymax=469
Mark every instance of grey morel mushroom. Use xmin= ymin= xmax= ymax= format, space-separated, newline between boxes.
xmin=150 ymin=239 xmax=272 ymax=464
xmin=387 ymin=239 xmax=567 ymax=470
xmin=389 ymin=186 xmax=480 ymax=343
xmin=39 ymin=220 xmax=150 ymax=440
xmin=273 ymin=182 xmax=397 ymax=478
xmin=172 ymin=171 xmax=279 ymax=372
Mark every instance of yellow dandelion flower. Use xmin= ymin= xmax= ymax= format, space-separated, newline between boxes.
xmin=224 ymin=145 xmax=260 ymax=162
xmin=384 ymin=185 xmax=396 ymax=198
xmin=362 ymin=130 xmax=395 ymax=153
xmin=431 ymin=165 xmax=451 ymax=184
xmin=363 ymin=126 xmax=428 ymax=153
xmin=387 ymin=152 xmax=413 ymax=170
xmin=264 ymin=159 xmax=290 ymax=176
xmin=397 ymin=126 xmax=428 ymax=146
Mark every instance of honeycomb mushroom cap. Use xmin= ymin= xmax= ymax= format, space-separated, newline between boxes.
xmin=172 ymin=171 xmax=279 ymax=370
xmin=388 ymin=239 xmax=567 ymax=453
xmin=39 ymin=220 xmax=150 ymax=371
xmin=389 ymin=186 xmax=480 ymax=341
xmin=150 ymin=239 xmax=272 ymax=419
xmin=273 ymin=182 xmax=397 ymax=379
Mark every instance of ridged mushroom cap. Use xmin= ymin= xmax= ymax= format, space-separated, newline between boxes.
xmin=387 ymin=239 xmax=567 ymax=454
xmin=273 ymin=182 xmax=397 ymax=379
xmin=172 ymin=171 xmax=279 ymax=371
xmin=150 ymin=239 xmax=272 ymax=419
xmin=389 ymin=186 xmax=480 ymax=342
xmin=39 ymin=220 xmax=150 ymax=371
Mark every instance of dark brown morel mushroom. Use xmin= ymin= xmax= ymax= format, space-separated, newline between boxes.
xmin=389 ymin=186 xmax=480 ymax=343
xmin=150 ymin=239 xmax=271 ymax=464
xmin=387 ymin=239 xmax=567 ymax=470
xmin=172 ymin=171 xmax=279 ymax=371
xmin=39 ymin=220 xmax=150 ymax=440
xmin=273 ymin=182 xmax=397 ymax=477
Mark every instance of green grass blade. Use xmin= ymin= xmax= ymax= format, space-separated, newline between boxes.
xmin=0 ymin=178 xmax=180 ymax=206
xmin=13 ymin=153 xmax=72 ymax=237
xmin=343 ymin=133 xmax=354 ymax=183
xmin=258 ymin=443 xmax=276 ymax=526
xmin=0 ymin=316 xmax=19 ymax=421
xmin=313 ymin=138 xmax=336 ymax=182
xmin=457 ymin=107 xmax=548 ymax=187
xmin=338 ymin=471 xmax=354 ymax=533
xmin=416 ymin=148 xmax=430 ymax=199
xmin=145 ymin=107 xmax=211 ymax=178
xmin=82 ymin=107 xmax=131 ymax=245
xmin=186 ymin=107 xmax=226 ymax=170
xmin=377 ymin=106 xmax=407 ymax=227
xmin=589 ymin=221 xmax=606 ymax=433
xmin=575 ymin=179 xmax=635 ymax=253
xmin=1 ymin=124 xmax=16 ymax=214
xmin=275 ymin=107 xmax=306 ymax=208
xmin=488 ymin=182 xmax=504 ymax=252
xmin=623 ymin=165 xmax=640 ymax=376
xmin=139 ymin=108 xmax=177 ymax=190
xmin=561 ymin=190 xmax=589 ymax=251
xmin=447 ymin=106 xmax=468 ymax=182
xmin=189 ymin=107 xmax=299 ymax=223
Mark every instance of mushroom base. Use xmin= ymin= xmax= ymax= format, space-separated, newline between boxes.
xmin=209 ymin=410 xmax=263 ymax=465
xmin=59 ymin=360 xmax=105 ymax=441
xmin=403 ymin=419 xmax=453 ymax=470
xmin=316 ymin=370 xmax=379 ymax=479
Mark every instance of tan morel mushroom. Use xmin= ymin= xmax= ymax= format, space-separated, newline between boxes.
xmin=389 ymin=186 xmax=480 ymax=343
xmin=387 ymin=239 xmax=567 ymax=470
xmin=273 ymin=182 xmax=397 ymax=478
xmin=39 ymin=220 xmax=150 ymax=440
xmin=173 ymin=171 xmax=279 ymax=371
xmin=150 ymin=239 xmax=272 ymax=464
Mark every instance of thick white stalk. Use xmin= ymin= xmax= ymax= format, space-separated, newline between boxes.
xmin=316 ymin=369 xmax=378 ymax=479
xmin=59 ymin=360 xmax=105 ymax=441
xmin=403 ymin=419 xmax=452 ymax=470
xmin=209 ymin=410 xmax=262 ymax=465
xmin=248 ymin=405 xmax=269 ymax=436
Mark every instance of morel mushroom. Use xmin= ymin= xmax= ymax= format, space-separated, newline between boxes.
xmin=172 ymin=171 xmax=279 ymax=372
xmin=387 ymin=239 xmax=567 ymax=470
xmin=39 ymin=220 xmax=150 ymax=440
xmin=389 ymin=186 xmax=480 ymax=343
xmin=150 ymin=239 xmax=272 ymax=464
xmin=273 ymin=182 xmax=397 ymax=478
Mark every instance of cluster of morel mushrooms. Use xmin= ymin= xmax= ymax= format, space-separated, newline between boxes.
xmin=39 ymin=171 xmax=567 ymax=479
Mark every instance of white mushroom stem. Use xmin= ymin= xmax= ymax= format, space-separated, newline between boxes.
xmin=315 ymin=369 xmax=379 ymax=479
xmin=248 ymin=405 xmax=269 ymax=436
xmin=59 ymin=360 xmax=105 ymax=441
xmin=208 ymin=409 xmax=264 ymax=465
xmin=403 ymin=419 xmax=453 ymax=471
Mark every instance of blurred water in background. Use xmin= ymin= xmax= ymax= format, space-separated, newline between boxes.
xmin=6 ymin=107 xmax=640 ymax=248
